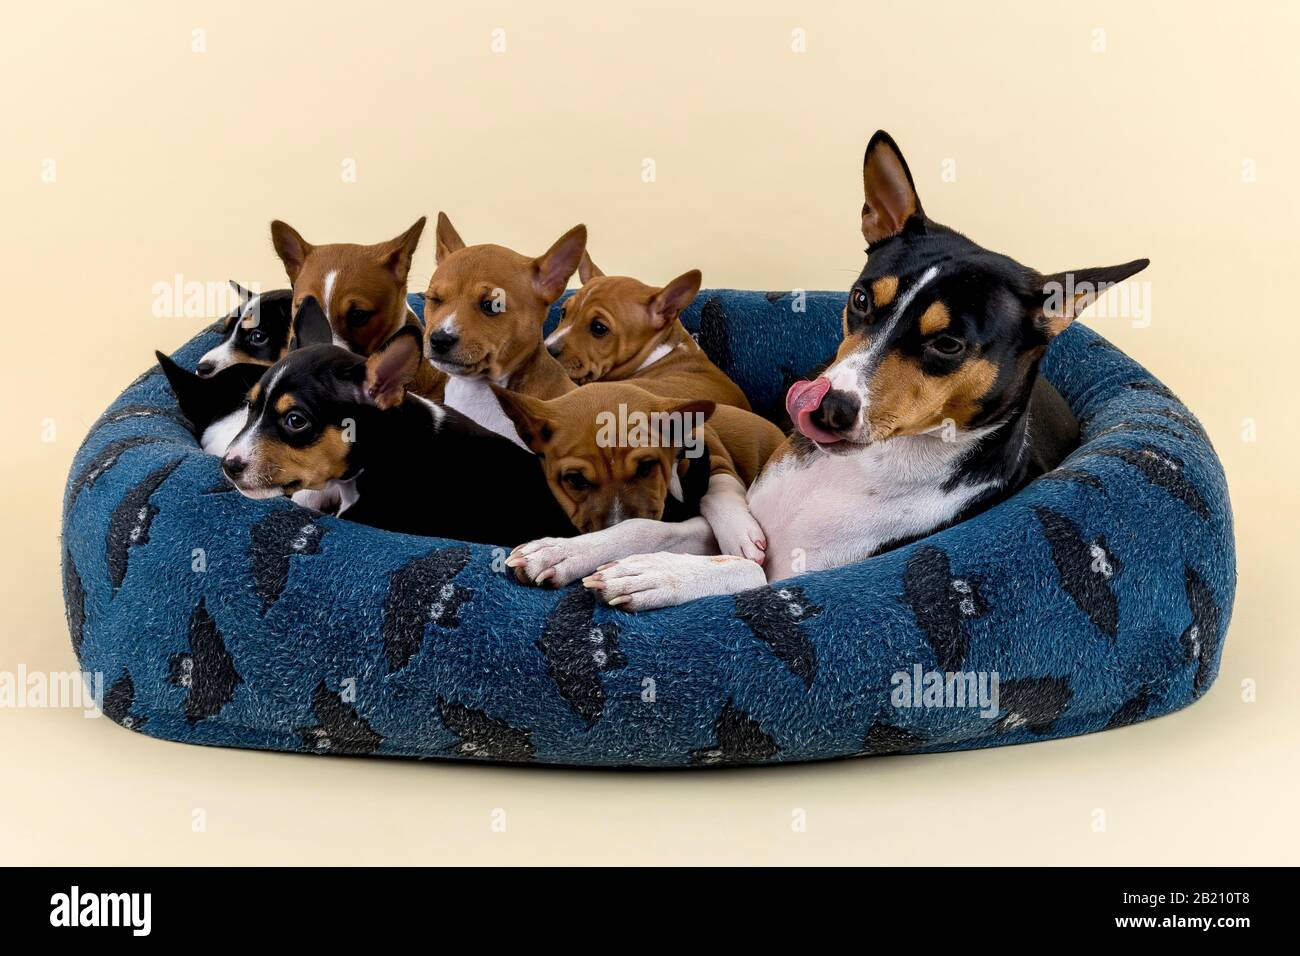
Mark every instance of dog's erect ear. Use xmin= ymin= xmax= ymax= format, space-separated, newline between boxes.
xmin=861 ymin=131 xmax=922 ymax=246
xmin=435 ymin=212 xmax=466 ymax=264
xmin=489 ymin=385 xmax=554 ymax=453
xmin=362 ymin=326 xmax=423 ymax=410
xmin=649 ymin=270 xmax=702 ymax=328
xmin=655 ymin=399 xmax=715 ymax=447
xmin=578 ymin=250 xmax=604 ymax=285
xmin=533 ymin=225 xmax=588 ymax=303
xmin=1035 ymin=259 xmax=1150 ymax=337
xmin=291 ymin=297 xmax=333 ymax=349
xmin=375 ymin=217 xmax=426 ymax=284
xmin=228 ymin=279 xmax=255 ymax=304
xmin=270 ymin=220 xmax=313 ymax=284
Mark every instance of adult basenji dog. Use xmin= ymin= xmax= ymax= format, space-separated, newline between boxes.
xmin=579 ymin=131 xmax=1148 ymax=609
xmin=421 ymin=213 xmax=584 ymax=443
xmin=196 ymin=282 xmax=294 ymax=377
xmin=499 ymin=383 xmax=784 ymax=586
xmin=270 ymin=217 xmax=444 ymax=399
xmin=220 ymin=302 xmax=575 ymax=545
xmin=544 ymin=255 xmax=751 ymax=411
xmin=157 ymin=351 xmax=264 ymax=455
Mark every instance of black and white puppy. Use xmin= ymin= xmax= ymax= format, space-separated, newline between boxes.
xmin=157 ymin=351 xmax=263 ymax=454
xmin=221 ymin=301 xmax=577 ymax=545
xmin=196 ymin=281 xmax=294 ymax=377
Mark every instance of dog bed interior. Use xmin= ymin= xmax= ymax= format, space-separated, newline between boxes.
xmin=61 ymin=290 xmax=1235 ymax=767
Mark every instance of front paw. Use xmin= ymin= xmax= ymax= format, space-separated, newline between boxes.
xmin=701 ymin=499 xmax=767 ymax=564
xmin=582 ymin=552 xmax=693 ymax=611
xmin=505 ymin=536 xmax=602 ymax=588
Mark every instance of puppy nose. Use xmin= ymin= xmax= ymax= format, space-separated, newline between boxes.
xmin=811 ymin=389 xmax=860 ymax=435
xmin=195 ymin=360 xmax=216 ymax=377
xmin=546 ymin=341 xmax=563 ymax=359
xmin=222 ymin=455 xmax=248 ymax=480
xmin=426 ymin=330 xmax=459 ymax=356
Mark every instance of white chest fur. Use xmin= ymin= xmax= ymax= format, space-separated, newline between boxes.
xmin=443 ymin=375 xmax=530 ymax=450
xmin=749 ymin=431 xmax=999 ymax=582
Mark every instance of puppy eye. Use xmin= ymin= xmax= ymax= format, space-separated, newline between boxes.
xmin=558 ymin=307 xmax=567 ymax=319
xmin=850 ymin=287 xmax=871 ymax=314
xmin=929 ymin=335 xmax=966 ymax=356
xmin=590 ymin=320 xmax=609 ymax=337
xmin=563 ymin=471 xmax=591 ymax=491
xmin=283 ymin=411 xmax=312 ymax=433
xmin=346 ymin=306 xmax=373 ymax=329
xmin=425 ymin=294 xmax=443 ymax=307
xmin=245 ymin=329 xmax=268 ymax=346
xmin=634 ymin=459 xmax=657 ymax=479
xmin=479 ymin=298 xmax=500 ymax=315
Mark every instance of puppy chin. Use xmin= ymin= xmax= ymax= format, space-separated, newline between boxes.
xmin=231 ymin=480 xmax=286 ymax=501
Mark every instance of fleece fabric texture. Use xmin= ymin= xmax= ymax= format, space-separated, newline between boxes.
xmin=60 ymin=290 xmax=1236 ymax=768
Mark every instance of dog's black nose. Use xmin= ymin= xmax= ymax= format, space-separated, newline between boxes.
xmin=222 ymin=456 xmax=248 ymax=480
xmin=195 ymin=360 xmax=216 ymax=377
xmin=426 ymin=330 xmax=459 ymax=356
xmin=812 ymin=389 xmax=860 ymax=435
xmin=546 ymin=341 xmax=563 ymax=359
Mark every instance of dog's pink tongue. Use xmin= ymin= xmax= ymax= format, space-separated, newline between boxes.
xmin=785 ymin=377 xmax=844 ymax=445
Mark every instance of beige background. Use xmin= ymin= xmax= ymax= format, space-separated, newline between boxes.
xmin=2 ymin=0 xmax=1297 ymax=865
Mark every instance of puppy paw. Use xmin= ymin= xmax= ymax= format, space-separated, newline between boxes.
xmin=701 ymin=497 xmax=767 ymax=564
xmin=505 ymin=537 xmax=601 ymax=588
xmin=582 ymin=552 xmax=696 ymax=611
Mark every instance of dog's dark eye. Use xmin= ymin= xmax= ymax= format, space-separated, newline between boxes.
xmin=245 ymin=329 xmax=268 ymax=346
xmin=282 ymin=411 xmax=311 ymax=433
xmin=346 ymin=306 xmax=373 ymax=329
xmin=634 ymin=458 xmax=657 ymax=480
xmin=590 ymin=319 xmax=609 ymax=337
xmin=850 ymin=287 xmax=871 ymax=314
xmin=558 ymin=307 xmax=567 ymax=319
xmin=563 ymin=471 xmax=591 ymax=491
xmin=425 ymin=294 xmax=443 ymax=307
xmin=929 ymin=335 xmax=966 ymax=356
xmin=479 ymin=298 xmax=500 ymax=315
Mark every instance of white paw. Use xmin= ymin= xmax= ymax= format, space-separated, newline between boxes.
xmin=505 ymin=536 xmax=606 ymax=588
xmin=700 ymin=495 xmax=767 ymax=564
xmin=292 ymin=486 xmax=342 ymax=514
xmin=583 ymin=551 xmax=765 ymax=611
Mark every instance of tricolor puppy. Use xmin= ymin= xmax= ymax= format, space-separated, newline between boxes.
xmin=157 ymin=351 xmax=264 ymax=455
xmin=270 ymin=216 xmax=444 ymax=398
xmin=422 ymin=213 xmax=585 ymax=442
xmin=545 ymin=256 xmax=751 ymax=410
xmin=196 ymin=282 xmax=293 ymax=377
xmin=582 ymin=130 xmax=1148 ymax=610
xmin=220 ymin=302 xmax=575 ymax=545
xmin=499 ymin=382 xmax=784 ymax=587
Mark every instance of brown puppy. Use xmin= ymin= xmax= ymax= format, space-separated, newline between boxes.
xmin=546 ymin=255 xmax=751 ymax=410
xmin=270 ymin=217 xmax=444 ymax=399
xmin=423 ymin=213 xmax=583 ymax=394
xmin=497 ymin=382 xmax=784 ymax=587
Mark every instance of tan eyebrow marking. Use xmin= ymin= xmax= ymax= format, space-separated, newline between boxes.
xmin=248 ymin=383 xmax=262 ymax=404
xmin=872 ymin=275 xmax=899 ymax=307
xmin=274 ymin=393 xmax=296 ymax=414
xmin=919 ymin=301 xmax=950 ymax=336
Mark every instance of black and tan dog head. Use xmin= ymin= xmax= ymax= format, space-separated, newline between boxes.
xmin=270 ymin=217 xmax=425 ymax=357
xmin=196 ymin=283 xmax=294 ymax=377
xmin=543 ymin=255 xmax=702 ymax=383
xmin=786 ymin=131 xmax=1149 ymax=449
xmin=421 ymin=213 xmax=587 ymax=380
xmin=490 ymin=381 xmax=712 ymax=533
xmin=221 ymin=302 xmax=423 ymax=499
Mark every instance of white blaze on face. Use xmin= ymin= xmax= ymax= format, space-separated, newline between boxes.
xmin=822 ymin=264 xmax=941 ymax=436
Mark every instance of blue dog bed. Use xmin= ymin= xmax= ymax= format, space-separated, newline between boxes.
xmin=61 ymin=291 xmax=1235 ymax=767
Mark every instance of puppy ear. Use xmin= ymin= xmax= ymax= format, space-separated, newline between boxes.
xmin=376 ymin=216 xmax=426 ymax=283
xmin=270 ymin=220 xmax=313 ymax=284
xmin=228 ymin=279 xmax=255 ymax=304
xmin=533 ymin=224 xmax=588 ymax=302
xmin=435 ymin=211 xmax=466 ymax=264
xmin=649 ymin=269 xmax=702 ymax=328
xmin=861 ymin=131 xmax=922 ymax=246
xmin=655 ymin=399 xmax=715 ymax=448
xmin=362 ymin=326 xmax=423 ymax=410
xmin=1035 ymin=259 xmax=1150 ymax=337
xmin=291 ymin=297 xmax=333 ymax=349
xmin=489 ymin=385 xmax=554 ymax=453
xmin=578 ymin=250 xmax=604 ymax=284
